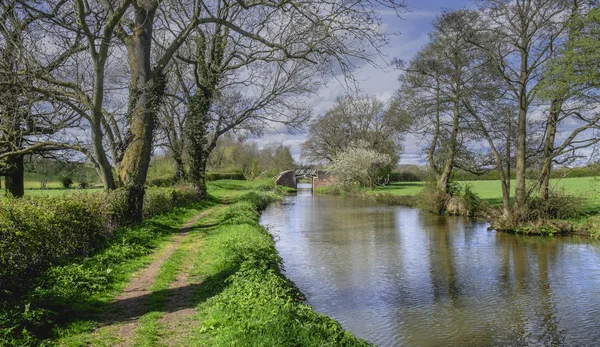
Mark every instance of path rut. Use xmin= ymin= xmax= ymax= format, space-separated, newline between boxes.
xmin=99 ymin=206 xmax=219 ymax=346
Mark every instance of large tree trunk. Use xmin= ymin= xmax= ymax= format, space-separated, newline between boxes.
xmin=118 ymin=4 xmax=162 ymax=222
xmin=437 ymin=100 xmax=460 ymax=193
xmin=91 ymin=54 xmax=116 ymax=190
xmin=428 ymin=78 xmax=442 ymax=180
xmin=173 ymin=146 xmax=186 ymax=181
xmin=502 ymin=110 xmax=512 ymax=216
xmin=5 ymin=155 xmax=24 ymax=197
xmin=185 ymin=93 xmax=212 ymax=198
xmin=539 ymin=98 xmax=562 ymax=201
xmin=514 ymin=72 xmax=528 ymax=220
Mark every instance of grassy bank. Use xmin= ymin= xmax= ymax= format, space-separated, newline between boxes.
xmin=1 ymin=180 xmax=368 ymax=346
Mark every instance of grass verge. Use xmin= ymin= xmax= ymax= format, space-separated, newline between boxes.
xmin=183 ymin=189 xmax=370 ymax=346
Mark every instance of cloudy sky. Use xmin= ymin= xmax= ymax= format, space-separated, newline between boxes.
xmin=251 ymin=0 xmax=474 ymax=165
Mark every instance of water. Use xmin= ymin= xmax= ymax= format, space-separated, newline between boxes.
xmin=260 ymin=184 xmax=600 ymax=346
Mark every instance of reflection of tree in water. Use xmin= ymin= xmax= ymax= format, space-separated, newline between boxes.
xmin=423 ymin=214 xmax=460 ymax=304
xmin=497 ymin=233 xmax=564 ymax=345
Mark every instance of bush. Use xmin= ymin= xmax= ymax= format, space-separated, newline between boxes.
xmin=61 ymin=177 xmax=73 ymax=189
xmin=0 ymin=186 xmax=200 ymax=294
xmin=527 ymin=189 xmax=584 ymax=220
xmin=460 ymin=184 xmax=483 ymax=217
xmin=389 ymin=171 xmax=422 ymax=182
xmin=418 ymin=181 xmax=483 ymax=216
xmin=418 ymin=182 xmax=451 ymax=215
xmin=490 ymin=188 xmax=585 ymax=234
xmin=328 ymin=143 xmax=391 ymax=188
xmin=78 ymin=180 xmax=89 ymax=189
xmin=206 ymin=172 xmax=246 ymax=181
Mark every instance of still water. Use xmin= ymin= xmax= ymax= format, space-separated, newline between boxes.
xmin=260 ymin=184 xmax=600 ymax=346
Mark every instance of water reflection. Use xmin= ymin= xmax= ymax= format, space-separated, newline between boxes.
xmin=260 ymin=194 xmax=600 ymax=346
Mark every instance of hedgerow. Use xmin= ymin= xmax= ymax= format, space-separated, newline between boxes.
xmin=0 ymin=186 xmax=199 ymax=294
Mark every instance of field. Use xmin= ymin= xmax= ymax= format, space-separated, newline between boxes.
xmin=1 ymin=173 xmax=103 ymax=197
xmin=6 ymin=175 xmax=600 ymax=210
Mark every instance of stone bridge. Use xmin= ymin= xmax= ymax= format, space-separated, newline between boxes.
xmin=274 ymin=168 xmax=337 ymax=189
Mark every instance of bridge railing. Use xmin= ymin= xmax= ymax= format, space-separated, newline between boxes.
xmin=294 ymin=168 xmax=318 ymax=177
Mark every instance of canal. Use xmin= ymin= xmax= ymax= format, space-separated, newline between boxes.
xmin=260 ymin=183 xmax=600 ymax=346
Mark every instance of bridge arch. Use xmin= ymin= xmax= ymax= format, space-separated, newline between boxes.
xmin=274 ymin=169 xmax=337 ymax=189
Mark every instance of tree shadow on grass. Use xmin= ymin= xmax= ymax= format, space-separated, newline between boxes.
xmin=68 ymin=268 xmax=234 ymax=330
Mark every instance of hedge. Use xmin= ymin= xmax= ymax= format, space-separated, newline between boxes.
xmin=206 ymin=172 xmax=245 ymax=181
xmin=0 ymin=186 xmax=199 ymax=293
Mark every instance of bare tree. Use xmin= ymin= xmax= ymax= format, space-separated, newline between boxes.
xmin=0 ymin=0 xmax=89 ymax=196
xmin=119 ymin=0 xmax=407 ymax=218
xmin=157 ymin=0 xmax=407 ymax=198
xmin=536 ymin=3 xmax=600 ymax=200
xmin=393 ymin=10 xmax=484 ymax=193
xmin=302 ymin=94 xmax=405 ymax=165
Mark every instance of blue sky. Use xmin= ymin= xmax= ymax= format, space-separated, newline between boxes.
xmin=252 ymin=0 xmax=475 ymax=165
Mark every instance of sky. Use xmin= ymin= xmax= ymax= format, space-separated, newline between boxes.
xmin=250 ymin=0 xmax=474 ymax=166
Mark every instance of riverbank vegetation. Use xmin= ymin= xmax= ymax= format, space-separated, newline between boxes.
xmin=1 ymin=181 xmax=368 ymax=346
xmin=317 ymin=175 xmax=600 ymax=236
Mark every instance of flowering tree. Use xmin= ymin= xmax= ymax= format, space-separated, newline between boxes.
xmin=328 ymin=142 xmax=391 ymax=188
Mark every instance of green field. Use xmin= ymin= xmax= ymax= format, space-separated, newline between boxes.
xmin=1 ymin=173 xmax=103 ymax=197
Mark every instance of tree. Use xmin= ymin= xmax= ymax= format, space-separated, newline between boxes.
xmin=537 ymin=4 xmax=600 ymax=200
xmin=393 ymin=10 xmax=483 ymax=193
xmin=302 ymin=94 xmax=405 ymax=165
xmin=259 ymin=144 xmax=296 ymax=176
xmin=128 ymin=0 xmax=406 ymax=217
xmin=0 ymin=0 xmax=88 ymax=196
xmin=471 ymin=0 xmax=574 ymax=220
xmin=163 ymin=0 xmax=407 ymax=198
xmin=328 ymin=141 xmax=391 ymax=188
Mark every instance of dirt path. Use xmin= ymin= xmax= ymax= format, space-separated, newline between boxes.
xmin=157 ymin=205 xmax=229 ymax=346
xmin=99 ymin=206 xmax=220 ymax=347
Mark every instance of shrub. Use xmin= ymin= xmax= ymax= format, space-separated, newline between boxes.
xmin=418 ymin=182 xmax=451 ymax=215
xmin=206 ymin=172 xmax=246 ymax=181
xmin=490 ymin=188 xmax=585 ymax=234
xmin=78 ymin=180 xmax=89 ymax=189
xmin=389 ymin=171 xmax=422 ymax=182
xmin=460 ymin=184 xmax=483 ymax=217
xmin=418 ymin=181 xmax=483 ymax=216
xmin=0 ymin=195 xmax=106 ymax=292
xmin=527 ymin=189 xmax=584 ymax=220
xmin=328 ymin=142 xmax=391 ymax=188
xmin=61 ymin=177 xmax=73 ymax=189
xmin=0 ymin=185 xmax=200 ymax=294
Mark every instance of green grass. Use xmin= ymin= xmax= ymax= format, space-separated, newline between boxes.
xmin=0 ymin=173 xmax=103 ymax=197
xmin=182 ymin=191 xmax=369 ymax=346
